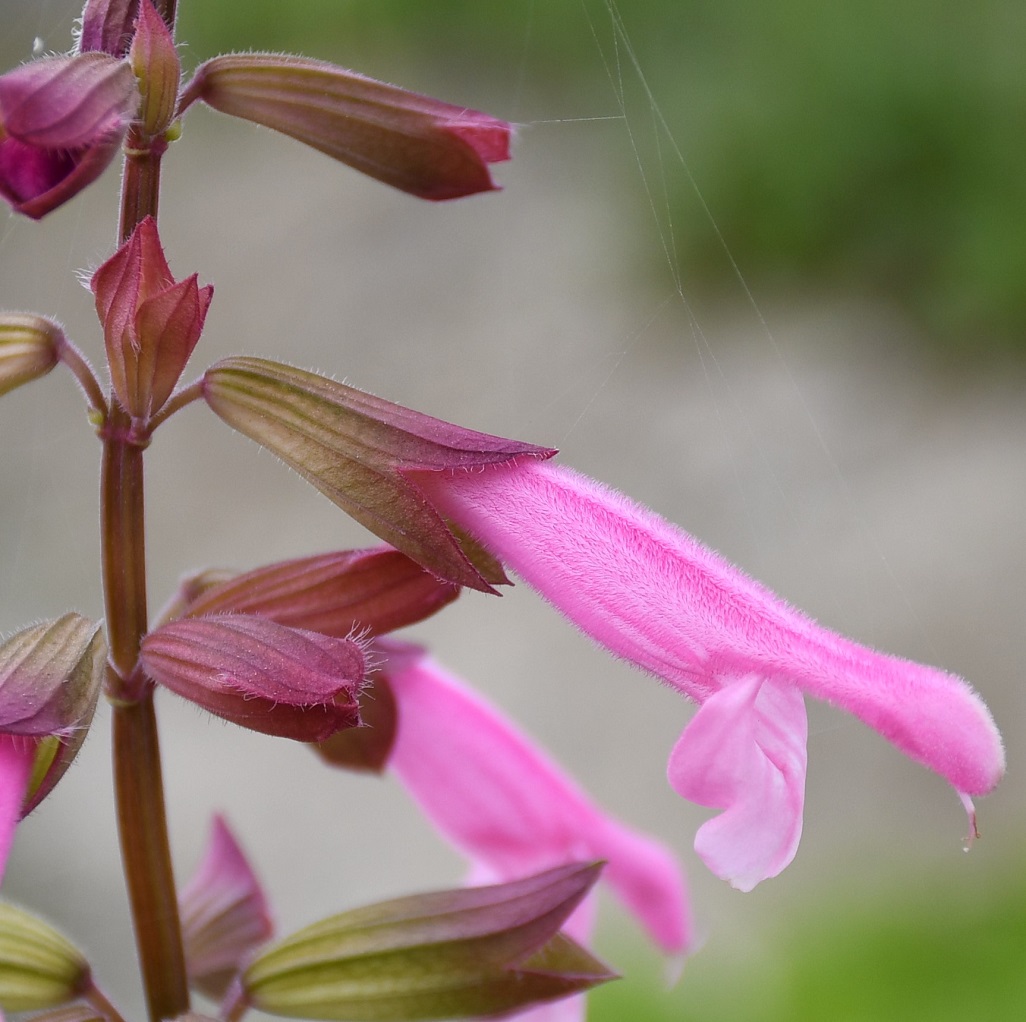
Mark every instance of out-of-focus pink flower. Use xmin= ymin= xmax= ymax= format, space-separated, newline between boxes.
xmin=0 ymin=51 xmax=138 ymax=218
xmin=0 ymin=615 xmax=106 ymax=883
xmin=411 ymin=458 xmax=1005 ymax=891
xmin=0 ymin=735 xmax=35 ymax=883
xmin=179 ymin=814 xmax=274 ymax=1000
xmin=91 ymin=216 xmax=212 ymax=421
xmin=380 ymin=645 xmax=691 ymax=966
xmin=179 ymin=54 xmax=511 ymax=201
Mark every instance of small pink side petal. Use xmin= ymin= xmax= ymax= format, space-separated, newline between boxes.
xmin=0 ymin=734 xmax=35 ymax=883
xmin=386 ymin=652 xmax=691 ymax=954
xmin=179 ymin=814 xmax=274 ymax=984
xmin=668 ymin=677 xmax=807 ymax=891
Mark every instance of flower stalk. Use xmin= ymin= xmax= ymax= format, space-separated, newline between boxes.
xmin=101 ymin=5 xmax=187 ymax=1016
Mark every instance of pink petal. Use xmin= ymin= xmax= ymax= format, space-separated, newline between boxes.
xmin=668 ymin=676 xmax=807 ymax=891
xmin=0 ymin=735 xmax=35 ymax=883
xmin=414 ymin=459 xmax=1004 ymax=801
xmin=179 ymin=814 xmax=273 ymax=995
xmin=385 ymin=650 xmax=691 ymax=954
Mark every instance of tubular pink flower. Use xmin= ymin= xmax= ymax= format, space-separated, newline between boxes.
xmin=411 ymin=459 xmax=1005 ymax=890
xmin=0 ymin=52 xmax=138 ymax=218
xmin=381 ymin=646 xmax=691 ymax=960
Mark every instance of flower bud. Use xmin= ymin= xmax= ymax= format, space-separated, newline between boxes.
xmin=91 ymin=216 xmax=212 ymax=420
xmin=242 ymin=863 xmax=613 ymax=1020
xmin=0 ymin=52 xmax=138 ymax=218
xmin=0 ymin=314 xmax=62 ymax=397
xmin=0 ymin=902 xmax=90 ymax=1011
xmin=79 ymin=0 xmax=142 ymax=58
xmin=140 ymin=615 xmax=366 ymax=742
xmin=129 ymin=0 xmax=181 ymax=138
xmin=0 ymin=614 xmax=105 ymax=815
xmin=179 ymin=54 xmax=511 ymax=200
xmin=202 ymin=357 xmax=554 ymax=591
xmin=179 ymin=548 xmax=459 ymax=637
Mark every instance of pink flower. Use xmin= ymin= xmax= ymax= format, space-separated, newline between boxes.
xmin=0 ymin=736 xmax=35 ymax=884
xmin=379 ymin=645 xmax=691 ymax=966
xmin=411 ymin=459 xmax=1005 ymax=891
xmin=0 ymin=51 xmax=138 ymax=218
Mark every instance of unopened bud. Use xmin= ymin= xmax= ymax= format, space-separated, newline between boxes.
xmin=129 ymin=0 xmax=181 ymax=138
xmin=0 ymin=902 xmax=90 ymax=1011
xmin=140 ymin=614 xmax=365 ymax=742
xmin=243 ymin=863 xmax=613 ymax=1020
xmin=0 ymin=314 xmax=62 ymax=397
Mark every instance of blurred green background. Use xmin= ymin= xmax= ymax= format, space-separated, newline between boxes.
xmin=173 ymin=0 xmax=1026 ymax=362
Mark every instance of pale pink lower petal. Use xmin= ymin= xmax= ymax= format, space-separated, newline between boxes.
xmin=667 ymin=677 xmax=807 ymax=891
xmin=0 ymin=734 xmax=35 ymax=883
xmin=387 ymin=653 xmax=691 ymax=953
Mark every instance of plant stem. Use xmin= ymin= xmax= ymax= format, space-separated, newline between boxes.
xmin=103 ymin=411 xmax=190 ymax=1022
xmin=104 ymin=10 xmax=189 ymax=1013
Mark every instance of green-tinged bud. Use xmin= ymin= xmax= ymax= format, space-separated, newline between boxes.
xmin=0 ymin=314 xmax=62 ymax=398
xmin=0 ymin=614 xmax=106 ymax=815
xmin=0 ymin=903 xmax=90 ymax=1011
xmin=243 ymin=862 xmax=614 ymax=1020
xmin=202 ymin=357 xmax=555 ymax=593
xmin=129 ymin=0 xmax=181 ymax=138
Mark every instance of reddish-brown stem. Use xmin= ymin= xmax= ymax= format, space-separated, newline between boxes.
xmin=103 ymin=410 xmax=190 ymax=1022
xmin=104 ymin=9 xmax=189 ymax=1019
xmin=118 ymin=128 xmax=165 ymax=243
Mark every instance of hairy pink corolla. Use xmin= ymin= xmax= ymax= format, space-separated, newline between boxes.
xmin=410 ymin=458 xmax=1004 ymax=891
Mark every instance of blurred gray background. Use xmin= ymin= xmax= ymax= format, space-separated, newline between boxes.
xmin=1 ymin=1 xmax=1023 ymax=1019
